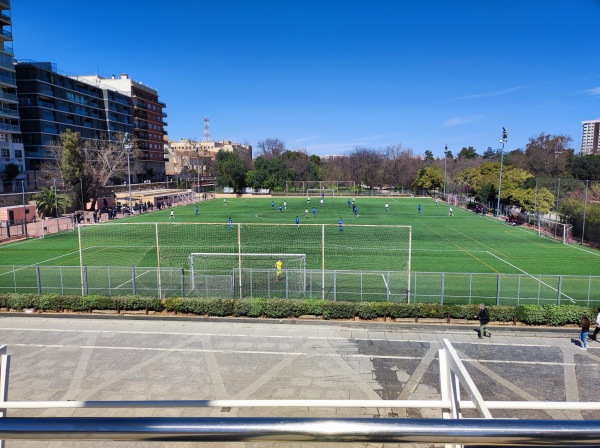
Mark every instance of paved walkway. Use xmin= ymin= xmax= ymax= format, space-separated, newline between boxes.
xmin=0 ymin=315 xmax=598 ymax=447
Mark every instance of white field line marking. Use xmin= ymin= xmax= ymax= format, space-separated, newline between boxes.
xmin=381 ymin=273 xmax=390 ymax=293
xmin=10 ymin=343 xmax=594 ymax=366
xmin=113 ymin=269 xmax=155 ymax=290
xmin=0 ymin=249 xmax=85 ymax=277
xmin=486 ymin=250 xmax=576 ymax=304
xmin=0 ymin=327 xmax=553 ymax=348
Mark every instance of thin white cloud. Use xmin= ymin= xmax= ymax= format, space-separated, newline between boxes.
xmin=292 ymin=136 xmax=319 ymax=144
xmin=585 ymin=87 xmax=600 ymax=95
xmin=442 ymin=115 xmax=482 ymax=127
xmin=454 ymin=86 xmax=525 ymax=100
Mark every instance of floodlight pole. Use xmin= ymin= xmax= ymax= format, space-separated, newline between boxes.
xmin=195 ymin=144 xmax=200 ymax=199
xmin=21 ymin=180 xmax=28 ymax=238
xmin=443 ymin=143 xmax=448 ymax=199
xmin=496 ymin=127 xmax=508 ymax=218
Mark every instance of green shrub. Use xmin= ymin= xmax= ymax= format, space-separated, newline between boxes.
xmin=116 ymin=295 xmax=163 ymax=312
xmin=323 ymin=301 xmax=354 ymax=320
xmin=515 ymin=305 xmax=547 ymax=325
xmin=0 ymin=293 xmax=10 ymax=308
xmin=33 ymin=294 xmax=64 ymax=312
xmin=263 ymin=299 xmax=295 ymax=318
xmin=164 ymin=297 xmax=181 ymax=312
xmin=302 ymin=299 xmax=326 ymax=315
xmin=545 ymin=305 xmax=589 ymax=326
xmin=488 ymin=305 xmax=516 ymax=322
xmin=233 ymin=298 xmax=265 ymax=317
xmin=204 ymin=298 xmax=234 ymax=316
xmin=7 ymin=293 xmax=35 ymax=311
xmin=355 ymin=302 xmax=378 ymax=320
xmin=417 ymin=303 xmax=446 ymax=318
xmin=387 ymin=303 xmax=418 ymax=318
xmin=177 ymin=298 xmax=206 ymax=314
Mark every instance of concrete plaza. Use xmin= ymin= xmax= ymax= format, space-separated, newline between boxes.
xmin=0 ymin=315 xmax=598 ymax=447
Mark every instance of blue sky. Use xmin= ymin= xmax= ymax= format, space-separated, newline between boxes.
xmin=12 ymin=0 xmax=600 ymax=158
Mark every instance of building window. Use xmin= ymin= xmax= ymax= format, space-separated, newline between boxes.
xmin=1 ymin=148 xmax=8 ymax=158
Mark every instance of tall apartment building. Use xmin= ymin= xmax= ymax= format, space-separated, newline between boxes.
xmin=16 ymin=61 xmax=133 ymax=187
xmin=581 ymin=118 xmax=600 ymax=155
xmin=0 ymin=0 xmax=24 ymax=192
xmin=79 ymin=74 xmax=167 ymax=181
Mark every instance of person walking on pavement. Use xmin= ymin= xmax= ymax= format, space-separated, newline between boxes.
xmin=591 ymin=307 xmax=600 ymax=341
xmin=580 ymin=315 xmax=591 ymax=350
xmin=476 ymin=303 xmax=491 ymax=339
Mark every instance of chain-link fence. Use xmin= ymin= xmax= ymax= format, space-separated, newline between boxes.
xmin=1 ymin=266 xmax=598 ymax=306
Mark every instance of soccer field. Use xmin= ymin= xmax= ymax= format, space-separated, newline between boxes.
xmin=0 ymin=196 xmax=599 ymax=304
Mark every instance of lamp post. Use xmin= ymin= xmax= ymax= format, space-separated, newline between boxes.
xmin=21 ymin=180 xmax=28 ymax=238
xmin=123 ymin=133 xmax=133 ymax=213
xmin=53 ymin=178 xmax=59 ymax=218
xmin=443 ymin=143 xmax=448 ymax=199
xmin=496 ymin=127 xmax=508 ymax=218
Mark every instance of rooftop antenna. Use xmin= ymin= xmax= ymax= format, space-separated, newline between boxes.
xmin=203 ymin=117 xmax=211 ymax=141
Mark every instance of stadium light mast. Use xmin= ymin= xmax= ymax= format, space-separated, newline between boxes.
xmin=123 ymin=133 xmax=133 ymax=212
xmin=195 ymin=143 xmax=200 ymax=198
xmin=496 ymin=127 xmax=508 ymax=218
xmin=443 ymin=143 xmax=448 ymax=199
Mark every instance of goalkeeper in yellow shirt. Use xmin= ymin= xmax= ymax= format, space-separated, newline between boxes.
xmin=275 ymin=259 xmax=283 ymax=282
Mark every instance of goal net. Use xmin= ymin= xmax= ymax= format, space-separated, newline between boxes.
xmin=190 ymin=253 xmax=307 ymax=298
xmin=307 ymin=188 xmax=334 ymax=198
xmin=536 ymin=217 xmax=573 ymax=244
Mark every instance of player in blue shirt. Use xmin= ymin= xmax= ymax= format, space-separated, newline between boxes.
xmin=418 ymin=204 xmax=421 ymax=214
xmin=295 ymin=216 xmax=300 ymax=229
xmin=271 ymin=201 xmax=275 ymax=210
xmin=348 ymin=199 xmax=351 ymax=207
xmin=338 ymin=218 xmax=343 ymax=232
xmin=227 ymin=217 xmax=233 ymax=230
xmin=279 ymin=205 xmax=283 ymax=213
xmin=312 ymin=207 xmax=317 ymax=218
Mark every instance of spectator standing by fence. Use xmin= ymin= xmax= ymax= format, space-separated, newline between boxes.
xmin=476 ymin=304 xmax=491 ymax=339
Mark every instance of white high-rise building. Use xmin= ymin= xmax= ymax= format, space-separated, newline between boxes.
xmin=581 ymin=118 xmax=600 ymax=155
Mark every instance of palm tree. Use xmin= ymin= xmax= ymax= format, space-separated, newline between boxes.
xmin=32 ymin=187 xmax=72 ymax=218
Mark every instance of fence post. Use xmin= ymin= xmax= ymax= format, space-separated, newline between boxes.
xmin=333 ymin=270 xmax=337 ymax=301
xmin=387 ymin=272 xmax=391 ymax=302
xmin=556 ymin=275 xmax=562 ymax=305
xmin=181 ymin=268 xmax=185 ymax=297
xmin=285 ymin=271 xmax=289 ymax=300
xmin=360 ymin=271 xmax=363 ymax=303
xmin=496 ymin=274 xmax=501 ymax=306
xmin=440 ymin=272 xmax=445 ymax=305
xmin=36 ymin=265 xmax=41 ymax=295
xmin=83 ymin=266 xmax=88 ymax=296
xmin=131 ymin=267 xmax=136 ymax=295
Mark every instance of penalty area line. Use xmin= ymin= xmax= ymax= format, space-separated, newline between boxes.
xmin=485 ymin=251 xmax=576 ymax=304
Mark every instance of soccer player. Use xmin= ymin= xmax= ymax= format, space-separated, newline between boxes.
xmin=223 ymin=198 xmax=227 ymax=206
xmin=275 ymin=259 xmax=283 ymax=282
xmin=435 ymin=199 xmax=439 ymax=206
xmin=305 ymin=208 xmax=309 ymax=218
xmin=312 ymin=207 xmax=317 ymax=218
xmin=418 ymin=204 xmax=421 ymax=214
xmin=227 ymin=217 xmax=233 ymax=230
xmin=284 ymin=201 xmax=287 ymax=210
xmin=271 ymin=201 xmax=275 ymax=210
xmin=195 ymin=205 xmax=199 ymax=216
xmin=354 ymin=206 xmax=358 ymax=217
xmin=307 ymin=196 xmax=311 ymax=204
xmin=449 ymin=207 xmax=453 ymax=216
xmin=295 ymin=216 xmax=300 ymax=228
xmin=338 ymin=218 xmax=343 ymax=232
xmin=352 ymin=197 xmax=355 ymax=206
xmin=320 ymin=198 xmax=324 ymax=207
xmin=279 ymin=205 xmax=283 ymax=213
xmin=385 ymin=202 xmax=389 ymax=212
xmin=169 ymin=209 xmax=175 ymax=220
xmin=347 ymin=199 xmax=351 ymax=208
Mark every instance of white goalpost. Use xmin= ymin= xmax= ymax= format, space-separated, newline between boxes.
xmin=535 ymin=217 xmax=573 ymax=244
xmin=306 ymin=188 xmax=335 ymax=198
xmin=189 ymin=252 xmax=307 ymax=297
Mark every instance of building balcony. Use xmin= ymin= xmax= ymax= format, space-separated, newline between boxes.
xmin=157 ymin=100 xmax=166 ymax=108
xmin=0 ymin=0 xmax=10 ymax=10
xmin=0 ymin=106 xmax=18 ymax=117
xmin=162 ymin=111 xmax=167 ymax=118
xmin=161 ymin=120 xmax=168 ymax=126
xmin=0 ymin=122 xmax=19 ymax=132
xmin=0 ymin=71 xmax=15 ymax=87
xmin=0 ymin=29 xmax=11 ymax=41
xmin=0 ymin=12 xmax=10 ymax=26
xmin=0 ymin=90 xmax=17 ymax=102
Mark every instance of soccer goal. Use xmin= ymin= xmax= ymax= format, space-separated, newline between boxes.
xmin=536 ymin=217 xmax=573 ymax=244
xmin=307 ymin=188 xmax=335 ymax=198
xmin=189 ymin=252 xmax=307 ymax=298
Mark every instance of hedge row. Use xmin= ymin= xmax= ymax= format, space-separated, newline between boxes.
xmin=0 ymin=293 xmax=595 ymax=326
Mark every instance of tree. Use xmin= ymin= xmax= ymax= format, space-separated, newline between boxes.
xmin=256 ymin=138 xmax=286 ymax=159
xmin=216 ymin=150 xmax=246 ymax=193
xmin=3 ymin=162 xmax=19 ymax=187
xmin=350 ymin=148 xmax=384 ymax=189
xmin=413 ymin=166 xmax=443 ymax=191
xmin=569 ymin=154 xmax=600 ymax=181
xmin=522 ymin=133 xmax=573 ymax=177
xmin=423 ymin=150 xmax=434 ymax=163
xmin=60 ymin=128 xmax=85 ymax=185
xmin=457 ymin=146 xmax=478 ymax=159
xmin=32 ymin=187 xmax=72 ymax=218
xmin=249 ymin=156 xmax=291 ymax=190
xmin=482 ymin=147 xmax=500 ymax=159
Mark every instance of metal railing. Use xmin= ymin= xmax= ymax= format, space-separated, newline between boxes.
xmin=0 ymin=341 xmax=599 ymax=445
xmin=0 ymin=266 xmax=598 ymax=306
